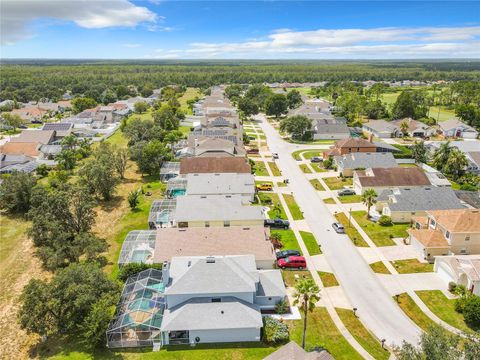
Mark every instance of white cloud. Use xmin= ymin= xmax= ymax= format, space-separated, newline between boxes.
xmin=1 ymin=0 xmax=158 ymax=45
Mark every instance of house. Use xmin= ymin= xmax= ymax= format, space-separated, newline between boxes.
xmin=311 ymin=118 xmax=350 ymax=140
xmin=42 ymin=122 xmax=73 ymax=139
xmin=10 ymin=107 xmax=47 ymax=122
xmin=408 ymin=209 xmax=480 ymax=262
xmin=179 ymin=157 xmax=251 ymax=175
xmin=174 ymin=194 xmax=264 ymax=228
xmin=0 ymin=154 xmax=38 ymax=174
xmin=334 ymin=152 xmax=398 ymax=177
xmin=466 ymin=151 xmax=480 ymax=174
xmin=0 ymin=129 xmax=56 ymax=157
xmin=426 ymin=140 xmax=480 ymax=174
xmin=323 ymin=137 xmax=399 ymax=158
xmin=439 ymin=119 xmax=478 ymax=139
xmin=420 ymin=164 xmax=452 ymax=187
xmin=176 ymin=136 xmax=246 ymax=158
xmin=455 ymin=190 xmax=480 ymax=209
xmin=149 ymin=226 xmax=275 ymax=269
xmin=376 ymin=187 xmax=465 ymax=223
xmin=96 ymin=106 xmax=114 ymax=123
xmin=353 ymin=167 xmax=431 ymax=194
xmin=434 ymin=255 xmax=480 ymax=296
xmin=390 ymin=118 xmax=434 ymax=138
xmin=0 ymin=142 xmax=41 ymax=157
xmin=362 ymin=120 xmax=400 ymax=138
xmin=264 ymin=341 xmax=334 ymax=360
xmin=160 ymin=255 xmax=286 ymax=345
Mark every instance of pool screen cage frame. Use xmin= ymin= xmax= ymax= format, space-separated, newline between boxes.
xmin=118 ymin=230 xmax=157 ymax=267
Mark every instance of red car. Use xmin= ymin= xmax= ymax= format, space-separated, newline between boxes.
xmin=277 ymin=256 xmax=306 ymax=270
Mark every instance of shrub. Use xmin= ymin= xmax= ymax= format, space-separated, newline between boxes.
xmin=117 ymin=263 xmax=163 ymax=282
xmin=275 ymin=299 xmax=289 ymax=314
xmin=461 ymin=295 xmax=480 ymax=328
xmin=448 ymin=282 xmax=457 ymax=293
xmin=127 ymin=188 xmax=141 ymax=210
xmin=35 ymin=164 xmax=50 ymax=177
xmin=323 ymin=158 xmax=333 ymax=169
xmin=262 ymin=317 xmax=289 ymax=344
xmin=378 ymin=215 xmax=393 ymax=226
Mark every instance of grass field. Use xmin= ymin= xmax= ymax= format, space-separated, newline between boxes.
xmin=369 ymin=261 xmax=391 ymax=274
xmin=257 ymin=192 xmax=287 ymax=219
xmin=323 ymin=177 xmax=353 ymax=190
xmin=253 ymin=161 xmax=269 ymax=176
xmin=281 ymin=270 xmax=311 ymax=287
xmin=318 ymin=272 xmax=339 ymax=287
xmin=351 ymin=211 xmax=407 ymax=247
xmin=391 ymin=259 xmax=433 ymax=274
xmin=300 ymin=231 xmax=321 ymax=256
xmin=335 ymin=213 xmax=369 ymax=247
xmin=268 ymin=162 xmax=282 ymax=176
xmin=299 ymin=163 xmax=312 ymax=173
xmin=323 ymin=198 xmax=336 ymax=204
xmin=338 ymin=195 xmax=362 ymax=203
xmin=395 ymin=293 xmax=437 ymax=332
xmin=335 ymin=309 xmax=390 ymax=360
xmin=272 ymin=229 xmax=302 ymax=255
xmin=309 ymin=179 xmax=325 ymax=191
xmin=178 ymin=87 xmax=202 ymax=114
xmin=310 ymin=163 xmax=327 ymax=172
xmin=283 ymin=194 xmax=304 ymax=220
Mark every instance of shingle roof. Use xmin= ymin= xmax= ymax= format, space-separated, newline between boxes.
xmin=11 ymin=130 xmax=55 ymax=144
xmin=455 ymin=190 xmax=480 ymax=209
xmin=334 ymin=152 xmax=398 ymax=170
xmin=0 ymin=142 xmax=40 ymax=157
xmin=363 ymin=120 xmax=398 ymax=133
xmin=186 ymin=173 xmax=255 ymax=196
xmin=264 ymin=341 xmax=334 ymax=360
xmin=312 ymin=119 xmax=350 ymax=134
xmin=334 ymin=138 xmax=376 ymax=148
xmin=428 ymin=209 xmax=480 ymax=232
xmin=356 ymin=167 xmax=431 ymax=187
xmin=180 ymin=157 xmax=251 ymax=174
xmin=257 ymin=270 xmax=286 ymax=297
xmin=408 ymin=229 xmax=449 ymax=247
xmin=439 ymin=119 xmax=477 ymax=132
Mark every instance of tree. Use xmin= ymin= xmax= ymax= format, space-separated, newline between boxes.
xmin=272 ymin=203 xmax=283 ymax=218
xmin=444 ymin=148 xmax=468 ymax=179
xmin=134 ymin=101 xmax=149 ymax=114
xmin=364 ymin=99 xmax=388 ymax=119
xmin=457 ymin=295 xmax=480 ymax=329
xmin=412 ymin=141 xmax=428 ymax=163
xmin=293 ymin=279 xmax=320 ymax=349
xmin=265 ymin=94 xmax=288 ymax=118
xmin=129 ymin=140 xmax=171 ymax=176
xmin=57 ymin=148 xmax=78 ymax=170
xmin=392 ymin=90 xmax=427 ymax=120
xmin=18 ymin=263 xmax=120 ymax=340
xmin=163 ymin=130 xmax=183 ymax=157
xmin=122 ymin=118 xmax=164 ymax=145
xmin=361 ymin=189 xmax=377 ymax=217
xmin=127 ymin=189 xmax=141 ymax=210
xmin=432 ymin=141 xmax=452 ymax=171
xmin=224 ymin=84 xmax=243 ymax=102
xmin=400 ymin=120 xmax=410 ymax=136
xmin=0 ymin=172 xmax=37 ymax=214
xmin=102 ymin=89 xmax=117 ymax=104
xmin=2 ymin=112 xmax=24 ymax=131
xmin=456 ymin=104 xmax=480 ymax=129
xmin=287 ymin=90 xmax=303 ymax=109
xmin=153 ymin=104 xmax=182 ymax=130
xmin=238 ymin=97 xmax=259 ymax=119
xmin=113 ymin=147 xmax=128 ymax=179
xmin=244 ymin=84 xmax=272 ymax=110
xmin=279 ymin=115 xmax=312 ymax=140
xmin=139 ymin=83 xmax=154 ymax=98
xmin=71 ymin=97 xmax=97 ymax=114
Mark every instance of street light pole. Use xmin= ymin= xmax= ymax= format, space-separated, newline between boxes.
xmin=348 ymin=207 xmax=352 ymax=228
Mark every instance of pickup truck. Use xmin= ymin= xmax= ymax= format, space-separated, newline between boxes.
xmin=264 ymin=218 xmax=290 ymax=229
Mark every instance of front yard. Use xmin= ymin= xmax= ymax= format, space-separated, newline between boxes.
xmin=318 ymin=272 xmax=339 ymax=287
xmin=323 ymin=177 xmax=353 ymax=190
xmin=300 ymin=231 xmax=321 ymax=256
xmin=337 ymin=195 xmax=363 ymax=203
xmin=395 ymin=293 xmax=437 ymax=332
xmin=257 ymin=192 xmax=287 ymax=219
xmin=272 ymin=229 xmax=302 ymax=255
xmin=351 ymin=211 xmax=408 ymax=247
xmin=282 ymin=194 xmax=304 ymax=220
xmin=253 ymin=161 xmax=269 ymax=176
xmin=391 ymin=259 xmax=433 ymax=274
xmin=369 ymin=261 xmax=391 ymax=274
xmin=281 ymin=270 xmax=311 ymax=287
xmin=335 ymin=213 xmax=369 ymax=247
xmin=309 ymin=179 xmax=325 ymax=191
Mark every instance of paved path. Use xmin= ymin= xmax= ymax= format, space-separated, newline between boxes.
xmin=256 ymin=114 xmax=422 ymax=347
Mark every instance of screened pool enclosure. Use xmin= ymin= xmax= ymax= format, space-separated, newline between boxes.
xmin=118 ymin=230 xmax=157 ymax=267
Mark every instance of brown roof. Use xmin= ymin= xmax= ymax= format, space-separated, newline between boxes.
xmin=264 ymin=341 xmax=334 ymax=360
xmin=10 ymin=130 xmax=55 ymax=145
xmin=153 ymin=226 xmax=274 ymax=263
xmin=180 ymin=157 xmax=251 ymax=174
xmin=408 ymin=229 xmax=449 ymax=248
xmin=356 ymin=167 xmax=431 ymax=187
xmin=427 ymin=209 xmax=480 ymax=233
xmin=0 ymin=142 xmax=40 ymax=157
xmin=334 ymin=137 xmax=376 ymax=149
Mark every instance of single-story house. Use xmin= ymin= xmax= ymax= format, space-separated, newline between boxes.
xmin=362 ymin=120 xmax=400 ymax=138
xmin=179 ymin=157 xmax=251 ymax=175
xmin=311 ymin=118 xmax=350 ymax=140
xmin=42 ymin=122 xmax=73 ymax=139
xmin=353 ymin=167 xmax=431 ymax=194
xmin=390 ymin=118 xmax=434 ymax=138
xmin=466 ymin=151 xmax=480 ymax=174
xmin=434 ymin=255 xmax=480 ymax=296
xmin=0 ymin=154 xmax=38 ymax=174
xmin=185 ymin=173 xmax=255 ymax=203
xmin=376 ymin=186 xmax=465 ymax=223
xmin=439 ymin=119 xmax=478 ymax=139
xmin=334 ymin=152 xmax=398 ymax=177
xmin=176 ymin=136 xmax=246 ymax=158
xmin=323 ymin=137 xmax=400 ymax=158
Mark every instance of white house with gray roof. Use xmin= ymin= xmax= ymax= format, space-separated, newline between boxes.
xmin=376 ymin=187 xmax=465 ymax=223
xmin=334 ymin=152 xmax=398 ymax=177
xmin=439 ymin=119 xmax=478 ymax=139
xmin=362 ymin=120 xmax=400 ymax=138
xmin=185 ymin=173 xmax=255 ymax=203
xmin=159 ymin=255 xmax=286 ymax=345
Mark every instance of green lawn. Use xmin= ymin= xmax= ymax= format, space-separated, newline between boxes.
xmin=283 ymin=194 xmax=304 ymax=220
xmin=272 ymin=229 xmax=302 ymax=255
xmin=429 ymin=106 xmax=456 ymax=122
xmin=277 ymin=181 xmax=287 ymax=187
xmin=309 ymin=179 xmax=325 ymax=191
xmin=288 ymin=308 xmax=363 ymax=360
xmin=335 ymin=213 xmax=369 ymax=247
xmin=323 ymin=198 xmax=336 ymax=204
xmin=395 ymin=293 xmax=437 ymax=332
xmin=338 ymin=195 xmax=362 ymax=203
xmin=268 ymin=162 xmax=282 ymax=176
xmin=302 ymin=151 xmax=323 ymax=160
xmin=391 ymin=259 xmax=433 ymax=274
xmin=351 ymin=211 xmax=408 ymax=247
xmin=310 ymin=163 xmax=327 ymax=173
xmin=323 ymin=177 xmax=353 ymax=190
xmin=255 ymin=180 xmax=273 ymax=186
xmin=282 ymin=270 xmax=311 ymax=287
xmin=299 ymin=164 xmax=312 ymax=173
xmin=369 ymin=261 xmax=391 ymax=274
xmin=415 ymin=290 xmax=475 ymax=333
xmin=300 ymin=231 xmax=321 ymax=256
xmin=257 ymin=193 xmax=287 ymax=219
xmin=253 ymin=161 xmax=269 ymax=176
xmin=318 ymin=272 xmax=339 ymax=287
xmin=335 ymin=309 xmax=391 ymax=360
xmin=178 ymin=87 xmax=202 ymax=115
xmin=292 ymin=150 xmax=304 ymax=160
xmin=105 ymin=129 xmax=129 ymax=147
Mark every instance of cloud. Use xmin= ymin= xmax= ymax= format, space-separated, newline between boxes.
xmin=182 ymin=26 xmax=480 ymax=59
xmin=1 ymin=0 xmax=158 ymax=45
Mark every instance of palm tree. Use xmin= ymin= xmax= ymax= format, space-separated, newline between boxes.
xmin=444 ymin=149 xmax=468 ymax=180
xmin=400 ymin=120 xmax=410 ymax=137
xmin=432 ymin=141 xmax=452 ymax=171
xmin=362 ymin=189 xmax=377 ymax=218
xmin=293 ymin=279 xmax=321 ymax=349
xmin=272 ymin=202 xmax=282 ymax=218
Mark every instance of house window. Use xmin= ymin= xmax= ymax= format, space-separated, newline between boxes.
xmin=224 ymin=221 xmax=230 ymax=227
xmin=178 ymin=222 xmax=188 ymax=228
xmin=211 ymin=298 xmax=221 ymax=303
xmin=430 ymin=219 xmax=436 ymax=227
xmin=268 ymin=297 xmax=272 ymax=301
xmin=445 ymin=231 xmax=450 ymax=239
xmin=205 ymin=221 xmax=210 ymax=227
xmin=465 ymin=235 xmax=470 ymax=241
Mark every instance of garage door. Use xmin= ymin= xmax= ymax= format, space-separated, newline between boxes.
xmin=436 ymin=263 xmax=456 ymax=284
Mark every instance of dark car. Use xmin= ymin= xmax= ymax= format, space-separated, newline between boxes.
xmin=338 ymin=189 xmax=356 ymax=196
xmin=310 ymin=157 xmax=323 ymax=163
xmin=332 ymin=222 xmax=345 ymax=234
xmin=277 ymin=256 xmax=307 ymax=269
xmin=264 ymin=218 xmax=290 ymax=229
xmin=276 ymin=249 xmax=301 ymax=260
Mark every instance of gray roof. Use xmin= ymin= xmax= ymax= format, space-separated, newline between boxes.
xmin=455 ymin=191 xmax=480 ymax=209
xmin=39 ymin=144 xmax=62 ymax=155
xmin=42 ymin=123 xmax=73 ymax=132
xmin=439 ymin=119 xmax=477 ymax=132
xmin=257 ymin=270 xmax=286 ymax=297
xmin=312 ymin=119 xmax=350 ymax=135
xmin=334 ymin=152 xmax=398 ymax=170
xmin=161 ymin=296 xmax=262 ymax=331
xmin=363 ymin=120 xmax=398 ymax=133
xmin=372 ymin=141 xmax=401 ymax=152
xmin=186 ymin=173 xmax=255 ymax=196
xmin=165 ymin=255 xmax=258 ymax=296
xmin=174 ymin=194 xmax=264 ymax=222
xmin=378 ymin=187 xmax=465 ymax=212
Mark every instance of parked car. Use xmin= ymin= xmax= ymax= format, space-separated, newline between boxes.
xmin=272 ymin=153 xmax=279 ymax=159
xmin=247 ymin=148 xmax=259 ymax=154
xmin=264 ymin=218 xmax=290 ymax=229
xmin=332 ymin=222 xmax=345 ymax=233
xmin=310 ymin=157 xmax=322 ymax=163
xmin=277 ymin=256 xmax=306 ymax=269
xmin=276 ymin=249 xmax=301 ymax=260
xmin=256 ymin=183 xmax=273 ymax=191
xmin=338 ymin=189 xmax=356 ymax=196
xmin=248 ymin=136 xmax=256 ymax=140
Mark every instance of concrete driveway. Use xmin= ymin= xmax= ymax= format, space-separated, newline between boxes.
xmin=257 ymin=114 xmax=421 ymax=347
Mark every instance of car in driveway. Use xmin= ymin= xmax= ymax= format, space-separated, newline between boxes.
xmin=275 ymin=249 xmax=301 ymax=260
xmin=277 ymin=255 xmax=306 ymax=269
xmin=332 ymin=222 xmax=345 ymax=233
xmin=310 ymin=157 xmax=323 ymax=163
xmin=338 ymin=189 xmax=356 ymax=196
xmin=264 ymin=218 xmax=290 ymax=229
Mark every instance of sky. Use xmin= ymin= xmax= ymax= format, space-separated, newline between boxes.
xmin=1 ymin=0 xmax=480 ymax=59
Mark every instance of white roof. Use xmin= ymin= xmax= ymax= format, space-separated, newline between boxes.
xmin=186 ymin=173 xmax=255 ymax=196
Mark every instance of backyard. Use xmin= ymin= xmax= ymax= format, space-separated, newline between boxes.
xmin=351 ymin=211 xmax=408 ymax=247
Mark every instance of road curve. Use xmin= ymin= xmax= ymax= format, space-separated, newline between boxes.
xmin=258 ymin=115 xmax=421 ymax=347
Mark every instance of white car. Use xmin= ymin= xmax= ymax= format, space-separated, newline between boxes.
xmin=272 ymin=153 xmax=279 ymax=159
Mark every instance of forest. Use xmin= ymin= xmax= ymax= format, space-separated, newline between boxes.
xmin=1 ymin=60 xmax=480 ymax=103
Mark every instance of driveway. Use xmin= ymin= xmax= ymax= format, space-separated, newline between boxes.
xmin=257 ymin=114 xmax=421 ymax=346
